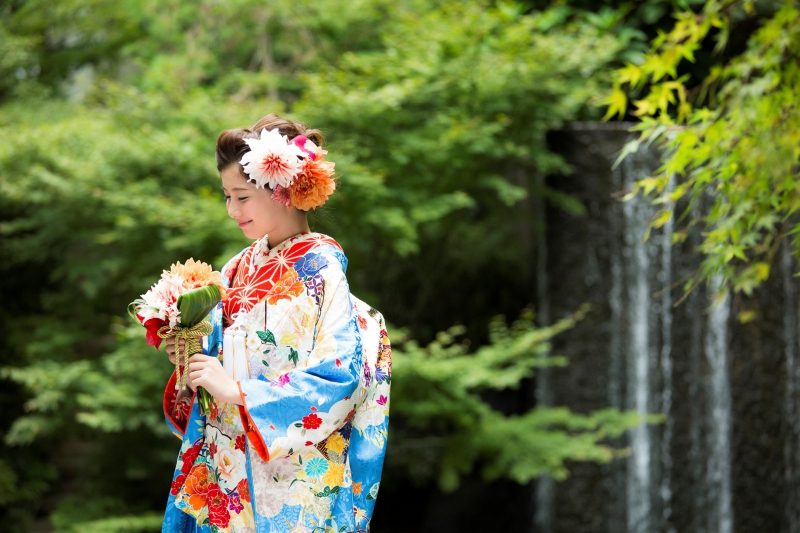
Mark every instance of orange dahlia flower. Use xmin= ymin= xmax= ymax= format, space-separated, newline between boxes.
xmin=168 ymin=258 xmax=227 ymax=299
xmin=288 ymin=156 xmax=336 ymax=211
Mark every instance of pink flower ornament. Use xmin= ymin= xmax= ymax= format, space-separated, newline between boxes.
xmin=292 ymin=135 xmax=319 ymax=160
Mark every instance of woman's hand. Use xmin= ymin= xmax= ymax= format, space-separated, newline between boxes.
xmin=164 ymin=336 xmax=185 ymax=365
xmin=188 ymin=354 xmax=243 ymax=405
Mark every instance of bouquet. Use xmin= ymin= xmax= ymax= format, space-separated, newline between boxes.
xmin=127 ymin=258 xmax=226 ymax=415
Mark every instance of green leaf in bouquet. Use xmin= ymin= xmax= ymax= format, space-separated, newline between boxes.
xmin=126 ymin=299 xmax=144 ymax=323
xmin=176 ymin=285 xmax=222 ymax=326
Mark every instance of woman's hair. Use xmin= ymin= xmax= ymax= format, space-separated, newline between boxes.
xmin=215 ymin=113 xmax=325 ymax=174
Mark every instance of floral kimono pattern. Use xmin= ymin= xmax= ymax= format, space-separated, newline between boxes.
xmin=161 ymin=232 xmax=391 ymax=532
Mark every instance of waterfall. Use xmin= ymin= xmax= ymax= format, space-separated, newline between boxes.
xmin=658 ymin=176 xmax=674 ymax=533
xmin=621 ymin=150 xmax=653 ymax=533
xmin=704 ymin=276 xmax=733 ymax=533
xmin=608 ymin=147 xmax=626 ymax=533
xmin=687 ymin=204 xmax=708 ymax=533
xmin=612 ymin=142 xmax=738 ymax=533
xmin=612 ymin=143 xmax=675 ymax=533
xmin=539 ymin=124 xmax=793 ymax=533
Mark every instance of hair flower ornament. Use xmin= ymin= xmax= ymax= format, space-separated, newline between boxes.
xmin=240 ymin=128 xmax=336 ymax=211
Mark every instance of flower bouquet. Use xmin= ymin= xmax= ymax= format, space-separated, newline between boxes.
xmin=127 ymin=258 xmax=226 ymax=415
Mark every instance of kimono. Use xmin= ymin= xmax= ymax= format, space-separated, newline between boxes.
xmin=161 ymin=231 xmax=392 ymax=533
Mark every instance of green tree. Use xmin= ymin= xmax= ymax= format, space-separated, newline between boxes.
xmin=296 ymin=0 xmax=634 ymax=340
xmin=606 ymin=0 xmax=800 ymax=304
xmin=389 ymin=307 xmax=647 ymax=492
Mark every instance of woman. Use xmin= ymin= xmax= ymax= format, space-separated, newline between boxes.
xmin=161 ymin=114 xmax=391 ymax=532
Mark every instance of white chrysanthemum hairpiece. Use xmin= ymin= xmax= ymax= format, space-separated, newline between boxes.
xmin=238 ymin=127 xmax=336 ymax=210
xmin=240 ymin=128 xmax=306 ymax=189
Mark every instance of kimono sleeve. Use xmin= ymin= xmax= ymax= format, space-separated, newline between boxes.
xmin=163 ymin=370 xmax=193 ymax=438
xmin=235 ymin=253 xmax=363 ymax=462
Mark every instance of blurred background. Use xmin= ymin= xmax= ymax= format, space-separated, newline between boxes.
xmin=1 ymin=0 xmax=798 ymax=531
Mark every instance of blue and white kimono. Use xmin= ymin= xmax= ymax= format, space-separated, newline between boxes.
xmin=161 ymin=232 xmax=391 ymax=532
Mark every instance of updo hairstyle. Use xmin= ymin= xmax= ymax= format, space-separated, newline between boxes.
xmin=215 ymin=113 xmax=325 ymax=183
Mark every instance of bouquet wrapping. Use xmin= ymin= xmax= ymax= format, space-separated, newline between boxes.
xmin=127 ymin=258 xmax=226 ymax=415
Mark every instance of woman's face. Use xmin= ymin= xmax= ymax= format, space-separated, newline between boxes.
xmin=220 ymin=164 xmax=286 ymax=241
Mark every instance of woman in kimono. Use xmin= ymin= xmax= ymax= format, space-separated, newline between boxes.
xmin=161 ymin=114 xmax=391 ymax=532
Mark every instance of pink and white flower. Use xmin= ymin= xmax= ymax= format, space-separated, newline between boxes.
xmin=138 ymin=273 xmax=184 ymax=328
xmin=240 ymin=128 xmax=305 ymax=189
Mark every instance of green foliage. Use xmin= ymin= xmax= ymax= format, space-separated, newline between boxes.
xmin=63 ymin=515 xmax=164 ymax=533
xmin=0 ymin=454 xmax=55 ymax=529
xmin=298 ymin=1 xmax=627 ymax=256
xmin=390 ymin=306 xmax=646 ymax=491
xmin=607 ymin=0 xmax=800 ymax=302
xmin=0 ymin=0 xmax=663 ymax=528
xmin=0 ymin=94 xmax=243 ymax=526
xmin=50 ymin=494 xmax=162 ymax=533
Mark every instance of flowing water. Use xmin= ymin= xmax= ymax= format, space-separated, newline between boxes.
xmin=537 ymin=125 xmax=791 ymax=532
xmin=704 ymin=276 xmax=732 ymax=533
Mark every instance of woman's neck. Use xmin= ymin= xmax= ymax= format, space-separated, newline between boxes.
xmin=264 ymin=217 xmax=311 ymax=249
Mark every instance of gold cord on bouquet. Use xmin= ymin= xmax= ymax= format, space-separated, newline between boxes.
xmin=157 ymin=318 xmax=213 ymax=391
